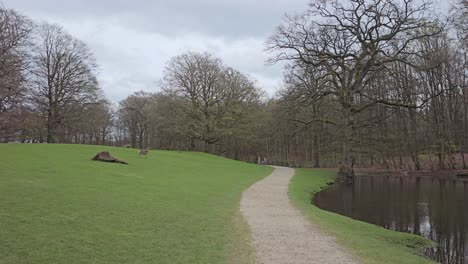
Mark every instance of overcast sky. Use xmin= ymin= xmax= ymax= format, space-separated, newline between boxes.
xmin=3 ymin=0 xmax=451 ymax=102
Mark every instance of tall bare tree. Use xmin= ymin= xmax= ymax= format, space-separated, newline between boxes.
xmin=452 ymin=0 xmax=468 ymax=48
xmin=267 ymin=0 xmax=441 ymax=181
xmin=118 ymin=91 xmax=155 ymax=148
xmin=162 ymin=52 xmax=261 ymax=152
xmin=0 ymin=8 xmax=32 ymax=140
xmin=29 ymin=23 xmax=100 ymax=143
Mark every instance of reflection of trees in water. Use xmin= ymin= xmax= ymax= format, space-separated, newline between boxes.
xmin=314 ymin=176 xmax=468 ymax=264
xmin=422 ymin=179 xmax=467 ymax=264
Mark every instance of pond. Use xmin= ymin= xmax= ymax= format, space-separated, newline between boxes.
xmin=314 ymin=175 xmax=468 ymax=264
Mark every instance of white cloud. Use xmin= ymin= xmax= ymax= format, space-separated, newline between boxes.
xmin=34 ymin=16 xmax=283 ymax=102
xmin=3 ymin=0 xmax=449 ymax=102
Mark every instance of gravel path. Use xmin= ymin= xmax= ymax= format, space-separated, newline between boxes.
xmin=240 ymin=166 xmax=360 ymax=264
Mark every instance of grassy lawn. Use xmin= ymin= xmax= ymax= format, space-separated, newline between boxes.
xmin=289 ymin=169 xmax=436 ymax=264
xmin=0 ymin=144 xmax=272 ymax=264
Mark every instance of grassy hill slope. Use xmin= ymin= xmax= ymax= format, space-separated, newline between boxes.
xmin=0 ymin=144 xmax=272 ymax=264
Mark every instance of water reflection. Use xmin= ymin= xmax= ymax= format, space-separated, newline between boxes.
xmin=314 ymin=176 xmax=468 ymax=264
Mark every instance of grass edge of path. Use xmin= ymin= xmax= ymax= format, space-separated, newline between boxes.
xmin=288 ymin=168 xmax=437 ymax=264
xmin=228 ymin=165 xmax=274 ymax=264
xmin=227 ymin=209 xmax=257 ymax=264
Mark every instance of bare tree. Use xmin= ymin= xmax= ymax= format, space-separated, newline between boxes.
xmin=267 ymin=0 xmax=441 ymax=181
xmin=67 ymin=99 xmax=114 ymax=145
xmin=450 ymin=0 xmax=468 ymax=169
xmin=452 ymin=0 xmax=468 ymax=48
xmin=147 ymin=94 xmax=189 ymax=150
xmin=162 ymin=52 xmax=261 ymax=152
xmin=118 ymin=91 xmax=154 ymax=148
xmin=0 ymin=8 xmax=32 ymax=140
xmin=29 ymin=23 xmax=100 ymax=143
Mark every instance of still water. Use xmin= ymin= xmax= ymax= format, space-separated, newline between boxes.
xmin=314 ymin=175 xmax=468 ymax=264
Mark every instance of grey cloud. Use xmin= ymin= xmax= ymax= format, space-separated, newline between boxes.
xmin=49 ymin=16 xmax=284 ymax=101
xmin=3 ymin=0 xmax=301 ymax=102
xmin=2 ymin=0 xmax=449 ymax=102
xmin=5 ymin=0 xmax=308 ymax=37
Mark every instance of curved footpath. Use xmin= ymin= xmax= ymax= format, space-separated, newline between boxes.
xmin=240 ymin=166 xmax=360 ymax=264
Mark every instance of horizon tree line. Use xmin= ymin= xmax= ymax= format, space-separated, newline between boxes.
xmin=1 ymin=0 xmax=467 ymax=180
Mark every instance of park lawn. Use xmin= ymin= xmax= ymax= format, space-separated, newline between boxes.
xmin=289 ymin=169 xmax=436 ymax=264
xmin=0 ymin=144 xmax=272 ymax=264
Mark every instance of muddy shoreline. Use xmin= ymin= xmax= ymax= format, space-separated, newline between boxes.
xmin=354 ymin=168 xmax=468 ymax=180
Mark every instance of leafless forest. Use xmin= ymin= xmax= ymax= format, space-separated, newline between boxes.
xmin=1 ymin=0 xmax=467 ymax=179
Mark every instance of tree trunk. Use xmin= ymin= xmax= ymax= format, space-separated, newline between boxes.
xmin=101 ymin=129 xmax=106 ymax=146
xmin=313 ymin=132 xmax=320 ymax=168
xmin=337 ymin=107 xmax=355 ymax=183
xmin=46 ymin=109 xmax=55 ymax=143
xmin=138 ymin=130 xmax=144 ymax=149
xmin=203 ymin=141 xmax=209 ymax=153
xmin=461 ymin=52 xmax=468 ymax=170
xmin=189 ymin=136 xmax=196 ymax=151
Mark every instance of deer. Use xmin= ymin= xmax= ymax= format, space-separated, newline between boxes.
xmin=139 ymin=148 xmax=149 ymax=158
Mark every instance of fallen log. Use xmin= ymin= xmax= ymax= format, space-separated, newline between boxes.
xmin=92 ymin=151 xmax=128 ymax=165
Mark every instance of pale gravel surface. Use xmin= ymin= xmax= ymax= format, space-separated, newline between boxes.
xmin=240 ymin=166 xmax=360 ymax=264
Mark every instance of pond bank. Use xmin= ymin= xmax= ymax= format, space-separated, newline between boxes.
xmin=355 ymin=168 xmax=468 ymax=180
xmin=289 ymin=169 xmax=436 ymax=264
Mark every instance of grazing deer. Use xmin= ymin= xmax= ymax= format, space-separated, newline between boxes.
xmin=257 ymin=156 xmax=268 ymax=165
xmin=139 ymin=148 xmax=149 ymax=158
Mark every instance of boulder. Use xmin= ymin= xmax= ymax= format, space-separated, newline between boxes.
xmin=92 ymin=151 xmax=128 ymax=165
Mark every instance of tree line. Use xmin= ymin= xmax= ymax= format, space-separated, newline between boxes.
xmin=269 ymin=0 xmax=468 ymax=180
xmin=1 ymin=0 xmax=467 ymax=180
xmin=0 ymin=9 xmax=109 ymax=144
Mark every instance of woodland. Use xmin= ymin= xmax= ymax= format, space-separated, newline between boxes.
xmin=1 ymin=0 xmax=467 ymax=180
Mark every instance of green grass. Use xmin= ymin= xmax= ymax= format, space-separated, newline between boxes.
xmin=289 ymin=169 xmax=436 ymax=264
xmin=0 ymin=144 xmax=272 ymax=264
